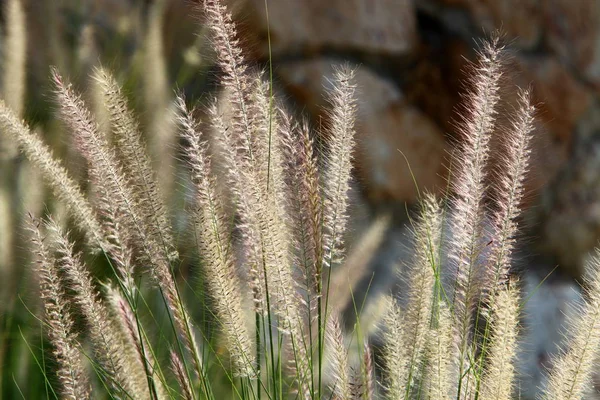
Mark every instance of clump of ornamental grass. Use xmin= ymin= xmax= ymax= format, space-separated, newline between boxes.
xmin=379 ymin=36 xmax=536 ymax=400
xmin=0 ymin=0 xmax=360 ymax=397
xmin=2 ymin=0 xmax=597 ymax=398
xmin=541 ymin=254 xmax=600 ymax=400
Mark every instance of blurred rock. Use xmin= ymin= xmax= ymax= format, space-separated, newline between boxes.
xmin=403 ymin=37 xmax=468 ymax=136
xmin=528 ymin=134 xmax=600 ymax=278
xmin=355 ymin=101 xmax=447 ymax=204
xmin=466 ymin=0 xmax=541 ymax=49
xmin=420 ymin=0 xmax=542 ymax=49
xmin=501 ymin=54 xmax=594 ymax=201
xmin=541 ymin=1 xmax=600 ymax=88
xmin=226 ymin=0 xmax=600 ymax=279
xmin=233 ymin=0 xmax=417 ymax=57
xmin=278 ymin=59 xmax=447 ymax=205
xmin=514 ymin=55 xmax=593 ymax=144
xmin=277 ymin=59 xmax=401 ymax=116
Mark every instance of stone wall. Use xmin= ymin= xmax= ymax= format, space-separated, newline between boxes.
xmin=230 ymin=0 xmax=600 ymax=278
xmin=224 ymin=4 xmax=600 ymax=395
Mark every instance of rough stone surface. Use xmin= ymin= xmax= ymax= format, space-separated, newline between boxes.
xmin=355 ymin=102 xmax=447 ymax=204
xmin=541 ymin=1 xmax=600 ymax=88
xmin=528 ymin=135 xmax=600 ymax=278
xmin=277 ymin=59 xmax=401 ymax=116
xmin=234 ymin=0 xmax=600 ymax=284
xmin=502 ymin=54 xmax=596 ymax=199
xmin=468 ymin=0 xmax=541 ymax=49
xmin=403 ymin=37 xmax=469 ymax=136
xmin=422 ymin=0 xmax=542 ymax=49
xmin=277 ymin=60 xmax=447 ymax=204
xmin=234 ymin=0 xmax=417 ymax=56
xmin=514 ymin=55 xmax=594 ymax=143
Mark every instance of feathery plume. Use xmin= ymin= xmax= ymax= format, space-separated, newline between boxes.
xmin=450 ymin=35 xmax=503 ymax=310
xmin=326 ymin=312 xmax=350 ymax=400
xmin=51 ymin=68 xmax=146 ymax=254
xmin=211 ymin=90 xmax=306 ymax=352
xmin=381 ymin=297 xmax=409 ymax=398
xmin=423 ymin=304 xmax=454 ymax=400
xmin=447 ymin=36 xmax=504 ymax=393
xmin=488 ymin=88 xmax=534 ymax=285
xmin=250 ymin=79 xmax=287 ymax=200
xmin=474 ymin=88 xmax=533 ymax=400
xmin=105 ymin=285 xmax=168 ymax=400
xmin=230 ymin=79 xmax=299 ymax=334
xmin=45 ymin=218 xmax=137 ymax=397
xmin=51 ymin=71 xmax=198 ymax=381
xmin=0 ymin=101 xmax=105 ymax=249
xmin=401 ymin=193 xmax=442 ymax=387
xmin=479 ymin=283 xmax=520 ymax=400
xmin=281 ymin=120 xmax=323 ymax=293
xmin=317 ymin=70 xmax=358 ymax=399
xmin=93 ymin=67 xmax=177 ymax=261
xmin=203 ymin=0 xmax=254 ymax=145
xmin=51 ymin=68 xmax=147 ymax=301
xmin=321 ymin=66 xmax=357 ymax=271
xmin=177 ymin=94 xmax=255 ymax=378
xmin=361 ymin=341 xmax=375 ymax=400
xmin=543 ymin=257 xmax=600 ymax=400
xmin=210 ymin=69 xmax=311 ymax=397
xmin=29 ymin=217 xmax=91 ymax=400
xmin=102 ymin=209 xmax=137 ymax=293
xmin=106 ymin=288 xmax=152 ymax=399
xmin=208 ymin=100 xmax=266 ymax=318
xmin=203 ymin=1 xmax=305 ymax=339
xmin=171 ymin=350 xmax=194 ymax=400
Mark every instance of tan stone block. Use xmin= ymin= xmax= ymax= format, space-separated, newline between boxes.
xmin=513 ymin=55 xmax=592 ymax=144
xmin=468 ymin=0 xmax=541 ymax=48
xmin=419 ymin=0 xmax=542 ymax=48
xmin=233 ymin=0 xmax=417 ymax=56
xmin=542 ymin=1 xmax=600 ymax=88
xmin=485 ymin=54 xmax=593 ymax=203
xmin=278 ymin=59 xmax=401 ymax=116
xmin=278 ymin=59 xmax=447 ymax=204
xmin=355 ymin=103 xmax=447 ymax=203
